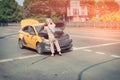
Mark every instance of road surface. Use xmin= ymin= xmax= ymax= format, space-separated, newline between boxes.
xmin=0 ymin=27 xmax=120 ymax=80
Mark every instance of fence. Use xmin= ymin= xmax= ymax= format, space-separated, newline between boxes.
xmin=0 ymin=23 xmax=20 ymax=27
xmin=66 ymin=21 xmax=120 ymax=29
xmin=1 ymin=22 xmax=120 ymax=29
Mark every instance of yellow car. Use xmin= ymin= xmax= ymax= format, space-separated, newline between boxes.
xmin=18 ymin=19 xmax=72 ymax=54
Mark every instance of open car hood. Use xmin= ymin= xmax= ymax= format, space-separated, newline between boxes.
xmin=20 ymin=19 xmax=40 ymax=28
xmin=54 ymin=21 xmax=65 ymax=30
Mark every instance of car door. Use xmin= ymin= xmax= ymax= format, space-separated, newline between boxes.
xmin=22 ymin=26 xmax=31 ymax=47
xmin=27 ymin=26 xmax=38 ymax=49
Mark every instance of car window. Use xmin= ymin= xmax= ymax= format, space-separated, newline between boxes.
xmin=28 ymin=26 xmax=36 ymax=35
xmin=22 ymin=26 xmax=29 ymax=32
xmin=35 ymin=25 xmax=44 ymax=33
xmin=35 ymin=26 xmax=41 ymax=32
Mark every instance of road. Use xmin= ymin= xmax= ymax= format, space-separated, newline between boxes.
xmin=0 ymin=26 xmax=120 ymax=80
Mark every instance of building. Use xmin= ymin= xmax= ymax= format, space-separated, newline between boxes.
xmin=67 ymin=0 xmax=88 ymax=22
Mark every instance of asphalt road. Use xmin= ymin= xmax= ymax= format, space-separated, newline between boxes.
xmin=0 ymin=26 xmax=120 ymax=80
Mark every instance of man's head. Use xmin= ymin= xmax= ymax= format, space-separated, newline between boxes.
xmin=46 ymin=18 xmax=53 ymax=24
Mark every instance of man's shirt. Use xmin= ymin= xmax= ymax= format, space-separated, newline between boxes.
xmin=44 ymin=23 xmax=56 ymax=38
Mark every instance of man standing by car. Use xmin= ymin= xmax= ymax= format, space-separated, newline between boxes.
xmin=44 ymin=18 xmax=62 ymax=56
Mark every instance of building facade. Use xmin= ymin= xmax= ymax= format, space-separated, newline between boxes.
xmin=67 ymin=0 xmax=88 ymax=22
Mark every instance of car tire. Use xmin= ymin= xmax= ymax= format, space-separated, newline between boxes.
xmin=36 ymin=43 xmax=42 ymax=54
xmin=19 ymin=39 xmax=24 ymax=49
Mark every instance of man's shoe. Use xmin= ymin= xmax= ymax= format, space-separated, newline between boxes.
xmin=51 ymin=54 xmax=54 ymax=57
xmin=58 ymin=54 xmax=62 ymax=56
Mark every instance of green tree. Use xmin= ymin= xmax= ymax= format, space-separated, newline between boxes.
xmin=0 ymin=0 xmax=22 ymax=23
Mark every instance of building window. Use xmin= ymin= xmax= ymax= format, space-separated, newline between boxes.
xmin=73 ymin=8 xmax=79 ymax=16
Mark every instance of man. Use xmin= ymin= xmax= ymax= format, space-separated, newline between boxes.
xmin=44 ymin=18 xmax=62 ymax=56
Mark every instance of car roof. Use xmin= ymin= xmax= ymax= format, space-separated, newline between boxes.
xmin=20 ymin=19 xmax=44 ymax=28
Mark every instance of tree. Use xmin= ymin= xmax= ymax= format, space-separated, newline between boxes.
xmin=23 ymin=0 xmax=69 ymax=22
xmin=23 ymin=0 xmax=50 ymax=22
xmin=104 ymin=0 xmax=119 ymax=12
xmin=16 ymin=6 xmax=25 ymax=22
xmin=0 ymin=0 xmax=23 ymax=23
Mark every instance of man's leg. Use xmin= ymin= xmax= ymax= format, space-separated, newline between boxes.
xmin=50 ymin=40 xmax=55 ymax=56
xmin=54 ymin=39 xmax=62 ymax=56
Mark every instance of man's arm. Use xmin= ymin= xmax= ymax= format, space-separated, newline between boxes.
xmin=38 ymin=23 xmax=47 ymax=33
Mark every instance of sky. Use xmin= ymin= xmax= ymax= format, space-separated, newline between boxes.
xmin=15 ymin=0 xmax=120 ymax=6
xmin=15 ymin=0 xmax=24 ymax=6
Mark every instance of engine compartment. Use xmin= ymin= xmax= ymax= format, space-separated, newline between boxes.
xmin=39 ymin=28 xmax=64 ymax=39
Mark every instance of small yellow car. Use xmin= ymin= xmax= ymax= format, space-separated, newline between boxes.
xmin=18 ymin=19 xmax=72 ymax=54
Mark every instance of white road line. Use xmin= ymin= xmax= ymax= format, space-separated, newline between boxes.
xmin=72 ymin=42 xmax=120 ymax=50
xmin=1 ymin=42 xmax=120 ymax=63
xmin=111 ymin=55 xmax=120 ymax=58
xmin=71 ymin=35 xmax=120 ymax=41
xmin=83 ymin=49 xmax=92 ymax=52
xmin=95 ymin=52 xmax=106 ymax=55
xmin=0 ymin=54 xmax=41 ymax=63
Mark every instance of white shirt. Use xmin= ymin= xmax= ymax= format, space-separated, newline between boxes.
xmin=44 ymin=23 xmax=56 ymax=38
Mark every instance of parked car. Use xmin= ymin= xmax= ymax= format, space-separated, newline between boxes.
xmin=18 ymin=19 xmax=72 ymax=54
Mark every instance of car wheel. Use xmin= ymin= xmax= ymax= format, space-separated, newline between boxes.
xmin=36 ymin=43 xmax=42 ymax=54
xmin=19 ymin=39 xmax=24 ymax=49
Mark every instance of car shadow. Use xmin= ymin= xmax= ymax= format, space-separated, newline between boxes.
xmin=23 ymin=46 xmax=72 ymax=56
xmin=77 ymin=58 xmax=120 ymax=80
xmin=62 ymin=49 xmax=72 ymax=53
xmin=0 ymin=33 xmax=17 ymax=39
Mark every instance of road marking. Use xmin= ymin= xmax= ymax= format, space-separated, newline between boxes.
xmin=111 ymin=55 xmax=120 ymax=58
xmin=72 ymin=42 xmax=120 ymax=50
xmin=0 ymin=54 xmax=41 ymax=63
xmin=95 ymin=52 xmax=106 ymax=55
xmin=83 ymin=49 xmax=92 ymax=52
xmin=71 ymin=35 xmax=120 ymax=41
xmin=1 ymin=42 xmax=120 ymax=63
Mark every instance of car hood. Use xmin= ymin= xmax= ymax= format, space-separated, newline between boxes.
xmin=39 ymin=28 xmax=64 ymax=39
xmin=54 ymin=21 xmax=65 ymax=30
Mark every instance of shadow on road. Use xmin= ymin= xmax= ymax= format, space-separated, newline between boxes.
xmin=0 ymin=33 xmax=17 ymax=39
xmin=31 ymin=55 xmax=50 ymax=65
xmin=29 ymin=49 xmax=72 ymax=65
xmin=77 ymin=58 xmax=120 ymax=80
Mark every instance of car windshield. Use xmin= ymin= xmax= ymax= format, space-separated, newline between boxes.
xmin=35 ymin=25 xmax=44 ymax=33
